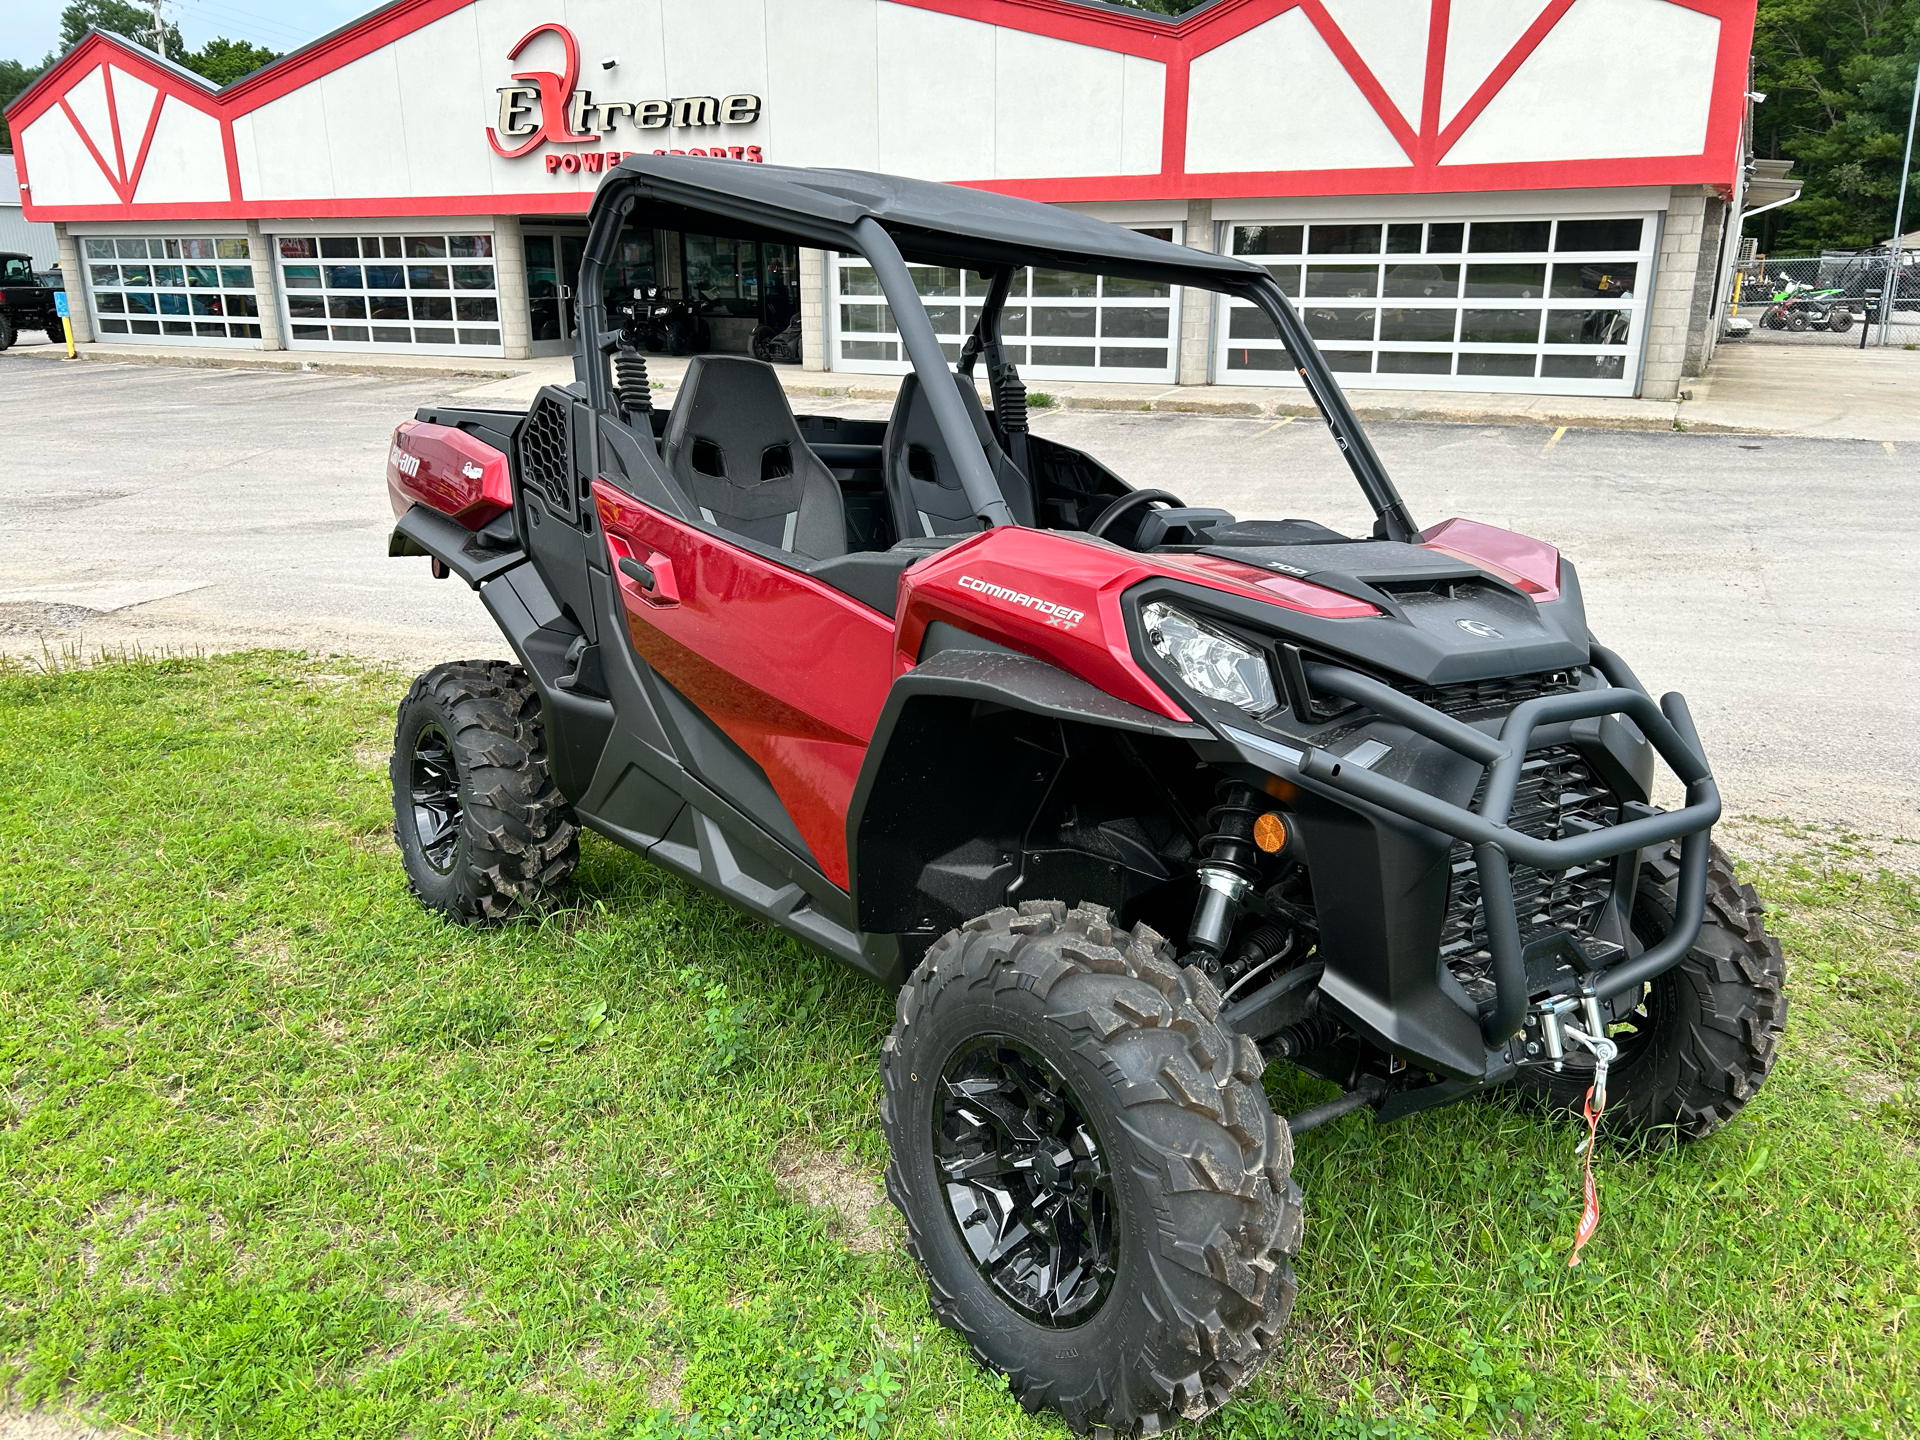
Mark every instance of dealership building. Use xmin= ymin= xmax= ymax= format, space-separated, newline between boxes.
xmin=7 ymin=0 xmax=1764 ymax=399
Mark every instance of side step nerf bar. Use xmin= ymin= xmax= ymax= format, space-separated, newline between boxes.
xmin=1294 ymin=651 xmax=1720 ymax=1046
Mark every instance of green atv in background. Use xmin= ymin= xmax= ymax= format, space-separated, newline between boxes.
xmin=0 ymin=253 xmax=65 ymax=350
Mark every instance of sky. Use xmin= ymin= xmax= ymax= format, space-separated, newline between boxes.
xmin=8 ymin=0 xmax=370 ymax=65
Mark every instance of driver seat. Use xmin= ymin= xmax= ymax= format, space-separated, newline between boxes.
xmin=882 ymin=372 xmax=1036 ymax=538
xmin=662 ymin=355 xmax=847 ymax=560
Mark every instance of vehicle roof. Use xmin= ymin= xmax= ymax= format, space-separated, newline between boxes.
xmin=608 ymin=154 xmax=1267 ymax=288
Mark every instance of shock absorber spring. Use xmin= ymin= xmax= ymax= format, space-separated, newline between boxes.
xmin=1187 ymin=781 xmax=1262 ymax=959
xmin=613 ymin=345 xmax=652 ymax=423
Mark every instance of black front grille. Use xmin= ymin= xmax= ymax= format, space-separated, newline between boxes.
xmin=518 ymin=394 xmax=573 ymax=518
xmin=1440 ymin=746 xmax=1619 ymax=999
xmin=1402 ymin=668 xmax=1580 ymax=718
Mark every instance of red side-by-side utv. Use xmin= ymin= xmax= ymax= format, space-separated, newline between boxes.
xmin=382 ymin=156 xmax=1785 ymax=1435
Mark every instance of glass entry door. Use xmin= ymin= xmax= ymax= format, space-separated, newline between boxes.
xmin=525 ymin=231 xmax=586 ymax=357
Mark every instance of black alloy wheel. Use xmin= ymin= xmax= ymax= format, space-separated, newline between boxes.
xmin=936 ymin=1036 xmax=1117 ymax=1328
xmin=407 ymin=722 xmax=462 ymax=875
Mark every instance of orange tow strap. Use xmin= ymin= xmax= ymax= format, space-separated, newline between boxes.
xmin=1568 ymin=1086 xmax=1604 ymax=1267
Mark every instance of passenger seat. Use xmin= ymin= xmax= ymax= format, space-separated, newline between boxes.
xmin=662 ymin=355 xmax=847 ymax=559
xmin=882 ymin=371 xmax=1036 ymax=538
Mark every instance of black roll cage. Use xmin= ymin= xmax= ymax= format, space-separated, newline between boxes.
xmin=572 ymin=170 xmax=1420 ymax=545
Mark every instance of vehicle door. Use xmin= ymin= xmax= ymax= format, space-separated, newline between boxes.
xmin=591 ymin=480 xmax=896 ymax=889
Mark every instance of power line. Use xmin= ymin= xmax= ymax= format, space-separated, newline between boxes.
xmin=171 ymin=0 xmax=321 ymax=49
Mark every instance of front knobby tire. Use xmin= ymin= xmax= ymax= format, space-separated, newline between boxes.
xmin=390 ymin=660 xmax=579 ymax=923
xmin=1519 ymin=842 xmax=1787 ymax=1145
xmin=881 ymin=901 xmax=1302 ymax=1436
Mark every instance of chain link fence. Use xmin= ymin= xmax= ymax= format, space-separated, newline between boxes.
xmin=1724 ymin=249 xmax=1920 ymax=346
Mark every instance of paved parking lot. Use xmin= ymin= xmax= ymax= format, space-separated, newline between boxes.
xmin=3 ymin=355 xmax=1914 ymax=838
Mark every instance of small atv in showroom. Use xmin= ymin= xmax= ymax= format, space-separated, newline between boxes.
xmin=384 ymin=156 xmax=1785 ymax=1436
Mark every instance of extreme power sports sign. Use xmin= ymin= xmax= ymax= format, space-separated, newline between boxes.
xmin=488 ymin=22 xmax=765 ymax=172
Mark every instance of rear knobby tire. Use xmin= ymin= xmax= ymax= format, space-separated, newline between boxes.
xmin=1519 ymin=842 xmax=1786 ymax=1145
xmin=390 ymin=660 xmax=579 ymax=923
xmin=0 ymin=315 xmax=14 ymax=351
xmin=881 ymin=901 xmax=1301 ymax=1437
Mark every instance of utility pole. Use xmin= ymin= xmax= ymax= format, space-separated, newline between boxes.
xmin=151 ymin=0 xmax=165 ymax=55
xmin=1877 ymin=43 xmax=1920 ymax=345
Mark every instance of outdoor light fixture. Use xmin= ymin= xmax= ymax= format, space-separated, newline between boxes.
xmin=1746 ymin=90 xmax=1767 ymax=103
xmin=1142 ymin=602 xmax=1276 ymax=713
xmin=601 ymin=55 xmax=618 ymax=70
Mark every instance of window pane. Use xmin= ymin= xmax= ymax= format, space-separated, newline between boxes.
xmin=162 ymin=320 xmax=194 ymax=335
xmin=1306 ymin=264 xmax=1378 ymax=298
xmin=412 ymin=296 xmax=453 ymax=321
xmin=282 ymin=266 xmax=322 ymax=289
xmin=328 ymin=295 xmax=369 ymax=320
xmin=450 ymin=235 xmax=493 ymax=258
xmin=1032 ymin=344 xmax=1095 ymax=366
xmin=319 ymin=237 xmax=359 ymax=259
xmin=187 ymin=265 xmax=218 ymax=288
xmin=116 ymin=238 xmax=149 ymax=258
xmin=124 ymin=292 xmax=157 ymax=314
xmin=452 ymin=265 xmax=494 ymax=290
xmin=128 ymin=319 xmax=161 ymax=334
xmin=164 ymin=239 xmax=184 ymax=259
xmin=1386 ymin=223 xmax=1422 ymax=254
xmin=1308 ymin=224 xmax=1380 ymax=254
xmin=369 ymin=295 xmax=410 ymax=321
xmin=1469 ymin=221 xmax=1550 ymax=253
xmin=1101 ymin=347 xmax=1167 ymax=368
xmin=1556 ymin=218 xmax=1641 ymax=252
xmin=288 ymin=295 xmax=326 ymax=319
xmin=405 ymin=236 xmax=448 ymax=258
xmin=372 ymin=326 xmax=412 ymax=343
xmin=85 ymin=238 xmax=116 ymax=259
xmin=180 ymin=238 xmax=216 ymax=260
xmin=150 ymin=265 xmax=184 ymax=287
xmin=226 ymin=293 xmax=259 ymax=317
xmin=1234 ymin=225 xmax=1302 ymax=255
xmin=157 ymin=292 xmax=189 ymax=315
xmin=1426 ymin=223 xmax=1464 ymax=253
xmin=840 ymin=303 xmax=892 ymax=334
xmin=89 ymin=265 xmax=120 ymax=287
xmin=230 ymin=323 xmax=261 ymax=339
xmin=217 ymin=265 xmax=249 ymax=287
xmin=413 ymin=327 xmax=454 ymax=344
xmin=1379 ymin=307 xmax=1456 ymax=342
xmin=1001 ymin=306 xmax=1027 ymax=335
xmin=1550 ymin=261 xmax=1637 ymax=299
xmin=1322 ymin=351 xmax=1372 ymax=372
xmin=1032 ymin=306 xmax=1095 ymax=338
xmin=1379 ymin=351 xmax=1452 ymax=374
xmin=906 ymin=265 xmax=962 ymax=296
xmin=923 ymin=304 xmax=961 ymax=333
xmin=1131 ymin=227 xmax=1174 ymax=242
xmin=1306 ymin=307 xmax=1376 ymax=341
xmin=1032 ymin=269 xmax=1096 ymax=298
xmin=290 ymin=324 xmax=328 ymax=340
xmin=1459 ymin=352 xmax=1537 ymax=376
xmin=1261 ymin=264 xmax=1302 ymax=296
xmin=1103 ymin=275 xmax=1170 ymax=299
xmin=365 ymin=265 xmax=406 ymax=290
xmin=839 ymin=265 xmax=881 ymax=296
xmin=840 ymin=340 xmax=897 ymax=361
xmin=1543 ymin=354 xmax=1626 ymax=379
xmin=1383 ymin=263 xmax=1458 ymax=298
xmin=1228 ymin=307 xmax=1279 ymax=340
xmin=408 ymin=266 xmax=450 ymax=289
xmin=331 ymin=325 xmax=370 ymax=342
xmin=1227 ymin=346 xmax=1292 ymax=371
xmin=1464 ymin=264 xmax=1546 ymax=298
xmin=190 ymin=294 xmax=224 ymax=316
xmin=457 ymin=328 xmax=501 ymax=345
xmin=216 ymin=237 xmax=249 ymax=259
xmin=194 ymin=322 xmax=227 ymax=337
xmin=1544 ymin=310 xmax=1631 ymax=345
xmin=98 ymin=318 xmax=130 ymax=333
xmin=325 ymin=265 xmax=363 ymax=289
xmin=455 ymin=296 xmax=499 ymax=322
xmin=279 ymin=237 xmax=318 ymax=259
xmin=383 ymin=237 xmax=405 ymax=258
xmin=1461 ymin=309 xmax=1540 ymax=343
xmin=120 ymin=262 xmax=151 ymax=286
xmin=95 ymin=292 xmax=127 ymax=314
xmin=1101 ymin=307 xmax=1169 ymax=339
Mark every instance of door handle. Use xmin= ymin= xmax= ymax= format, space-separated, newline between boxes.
xmin=618 ymin=556 xmax=655 ymax=590
xmin=615 ymin=547 xmax=680 ymax=605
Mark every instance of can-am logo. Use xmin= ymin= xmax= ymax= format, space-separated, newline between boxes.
xmin=488 ymin=23 xmax=763 ymax=165
xmin=959 ymin=575 xmax=1086 ymax=630
xmin=390 ymin=443 xmax=420 ymax=478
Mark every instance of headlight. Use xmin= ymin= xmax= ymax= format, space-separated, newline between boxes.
xmin=1142 ymin=602 xmax=1276 ymax=713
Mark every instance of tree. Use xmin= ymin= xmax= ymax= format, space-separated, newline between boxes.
xmin=1751 ymin=0 xmax=1920 ymax=252
xmin=181 ymin=37 xmax=281 ymax=85
xmin=59 ymin=0 xmax=185 ymax=63
xmin=1115 ymin=0 xmax=1209 ymax=12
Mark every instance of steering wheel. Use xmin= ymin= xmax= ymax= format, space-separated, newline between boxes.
xmin=1087 ymin=488 xmax=1187 ymax=542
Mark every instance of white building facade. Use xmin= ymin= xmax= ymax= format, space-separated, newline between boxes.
xmin=6 ymin=0 xmax=1756 ymax=398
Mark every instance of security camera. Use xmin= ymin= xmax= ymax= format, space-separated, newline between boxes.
xmin=1746 ymin=90 xmax=1767 ymax=104
xmin=601 ymin=55 xmax=618 ymax=70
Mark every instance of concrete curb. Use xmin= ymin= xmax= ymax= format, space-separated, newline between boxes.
xmin=6 ymin=346 xmax=520 ymax=382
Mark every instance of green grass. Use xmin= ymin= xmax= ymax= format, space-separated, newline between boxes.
xmin=1 ymin=654 xmax=1914 ymax=1439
